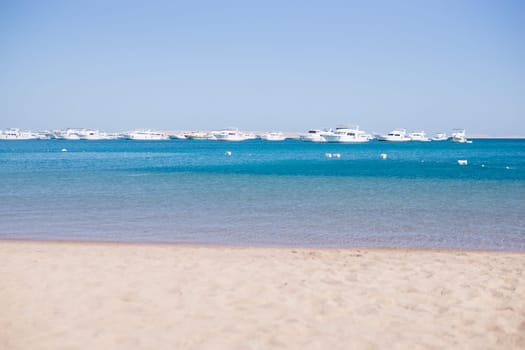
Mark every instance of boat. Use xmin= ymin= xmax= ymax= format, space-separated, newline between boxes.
xmin=63 ymin=134 xmax=81 ymax=140
xmin=450 ymin=129 xmax=472 ymax=143
xmin=260 ymin=132 xmax=287 ymax=141
xmin=214 ymin=128 xmax=248 ymax=142
xmin=185 ymin=131 xmax=210 ymax=140
xmin=35 ymin=131 xmax=52 ymax=140
xmin=322 ymin=125 xmax=371 ymax=143
xmin=55 ymin=129 xmax=82 ymax=140
xmin=169 ymin=133 xmax=188 ymax=140
xmin=123 ymin=130 xmax=169 ymax=140
xmin=431 ymin=132 xmax=447 ymax=141
xmin=243 ymin=132 xmax=258 ymax=140
xmin=299 ymin=129 xmax=329 ymax=142
xmin=408 ymin=131 xmax=431 ymax=142
xmin=49 ymin=130 xmax=64 ymax=139
xmin=78 ymin=129 xmax=114 ymax=140
xmin=376 ymin=128 xmax=411 ymax=142
xmin=0 ymin=128 xmax=36 ymax=140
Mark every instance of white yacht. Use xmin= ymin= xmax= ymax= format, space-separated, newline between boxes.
xmin=78 ymin=129 xmax=114 ymax=140
xmin=55 ymin=129 xmax=82 ymax=140
xmin=214 ymin=128 xmax=248 ymax=142
xmin=0 ymin=128 xmax=36 ymax=140
xmin=260 ymin=132 xmax=286 ymax=141
xmin=450 ymin=129 xmax=472 ymax=143
xmin=376 ymin=128 xmax=411 ymax=142
xmin=299 ymin=129 xmax=329 ymax=142
xmin=169 ymin=133 xmax=188 ymax=140
xmin=49 ymin=130 xmax=63 ymax=139
xmin=323 ymin=125 xmax=371 ymax=143
xmin=185 ymin=131 xmax=210 ymax=140
xmin=124 ymin=130 xmax=169 ymax=140
xmin=243 ymin=132 xmax=258 ymax=140
xmin=35 ymin=131 xmax=52 ymax=140
xmin=408 ymin=131 xmax=431 ymax=142
xmin=431 ymin=132 xmax=448 ymax=141
xmin=63 ymin=134 xmax=81 ymax=140
xmin=107 ymin=132 xmax=122 ymax=140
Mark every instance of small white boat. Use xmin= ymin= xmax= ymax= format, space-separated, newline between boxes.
xmin=323 ymin=125 xmax=371 ymax=143
xmin=376 ymin=128 xmax=411 ymax=142
xmin=0 ymin=128 xmax=36 ymax=140
xmin=431 ymin=132 xmax=448 ymax=141
xmin=35 ymin=131 xmax=52 ymax=140
xmin=169 ymin=133 xmax=188 ymax=140
xmin=63 ymin=134 xmax=81 ymax=140
xmin=62 ymin=129 xmax=82 ymax=140
xmin=214 ymin=128 xmax=248 ymax=142
xmin=408 ymin=131 xmax=431 ymax=142
xmin=450 ymin=129 xmax=472 ymax=143
xmin=124 ymin=130 xmax=169 ymax=140
xmin=299 ymin=129 xmax=329 ymax=142
xmin=78 ymin=129 xmax=114 ymax=140
xmin=185 ymin=131 xmax=210 ymax=140
xmin=106 ymin=133 xmax=122 ymax=140
xmin=52 ymin=128 xmax=83 ymax=140
xmin=243 ymin=132 xmax=258 ymax=140
xmin=260 ymin=132 xmax=286 ymax=141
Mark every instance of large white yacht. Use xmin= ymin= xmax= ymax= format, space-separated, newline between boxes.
xmin=376 ymin=128 xmax=411 ymax=142
xmin=408 ymin=131 xmax=431 ymax=142
xmin=299 ymin=129 xmax=329 ymax=142
xmin=260 ymin=132 xmax=286 ymax=141
xmin=0 ymin=128 xmax=36 ymax=140
xmin=450 ymin=129 xmax=472 ymax=143
xmin=214 ymin=128 xmax=248 ymax=142
xmin=323 ymin=125 xmax=371 ymax=143
xmin=124 ymin=130 xmax=169 ymax=140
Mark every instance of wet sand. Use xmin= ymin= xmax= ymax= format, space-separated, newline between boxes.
xmin=1 ymin=240 xmax=524 ymax=349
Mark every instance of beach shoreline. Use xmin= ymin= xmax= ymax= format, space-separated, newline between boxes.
xmin=2 ymin=237 xmax=525 ymax=254
xmin=1 ymin=240 xmax=524 ymax=349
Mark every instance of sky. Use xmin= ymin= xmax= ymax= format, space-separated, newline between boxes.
xmin=1 ymin=0 xmax=524 ymax=135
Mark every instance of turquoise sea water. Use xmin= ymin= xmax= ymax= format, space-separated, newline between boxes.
xmin=1 ymin=139 xmax=524 ymax=251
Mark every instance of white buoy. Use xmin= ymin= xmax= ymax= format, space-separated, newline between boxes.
xmin=325 ymin=153 xmax=332 ymax=158
xmin=61 ymin=148 xmax=68 ymax=152
xmin=505 ymin=166 xmax=510 ymax=170
xmin=380 ymin=153 xmax=387 ymax=160
xmin=481 ymin=164 xmax=485 ymax=168
xmin=333 ymin=153 xmax=341 ymax=158
xmin=457 ymin=160 xmax=468 ymax=166
xmin=225 ymin=151 xmax=232 ymax=156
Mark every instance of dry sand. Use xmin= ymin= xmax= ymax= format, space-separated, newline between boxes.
xmin=1 ymin=240 xmax=524 ymax=350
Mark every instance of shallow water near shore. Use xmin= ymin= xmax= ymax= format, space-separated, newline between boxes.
xmin=1 ymin=139 xmax=524 ymax=250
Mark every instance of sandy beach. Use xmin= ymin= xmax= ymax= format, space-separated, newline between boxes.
xmin=1 ymin=240 xmax=524 ymax=349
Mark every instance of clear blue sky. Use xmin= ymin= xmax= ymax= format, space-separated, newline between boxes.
xmin=1 ymin=0 xmax=524 ymax=135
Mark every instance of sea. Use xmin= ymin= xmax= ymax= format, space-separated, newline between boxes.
xmin=1 ymin=139 xmax=524 ymax=251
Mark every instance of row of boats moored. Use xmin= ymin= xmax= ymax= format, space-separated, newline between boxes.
xmin=300 ymin=126 xmax=471 ymax=143
xmin=0 ymin=127 xmax=472 ymax=143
